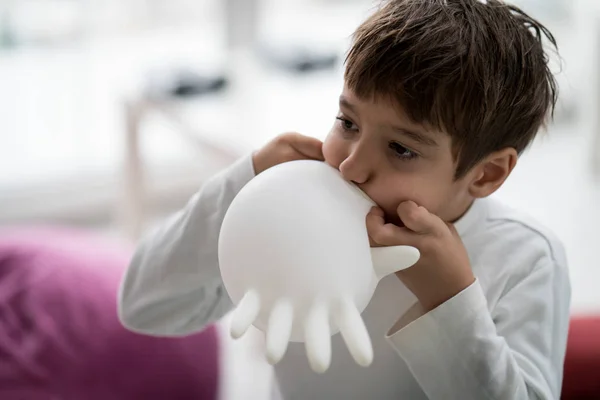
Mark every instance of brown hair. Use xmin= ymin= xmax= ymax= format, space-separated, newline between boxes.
xmin=345 ymin=0 xmax=558 ymax=178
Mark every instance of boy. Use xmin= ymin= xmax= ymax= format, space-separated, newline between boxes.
xmin=118 ymin=0 xmax=571 ymax=399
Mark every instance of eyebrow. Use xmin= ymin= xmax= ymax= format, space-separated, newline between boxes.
xmin=339 ymin=95 xmax=439 ymax=147
xmin=339 ymin=96 xmax=357 ymax=113
xmin=392 ymin=126 xmax=439 ymax=147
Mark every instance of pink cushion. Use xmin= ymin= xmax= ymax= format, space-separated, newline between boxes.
xmin=0 ymin=226 xmax=220 ymax=400
xmin=562 ymin=316 xmax=600 ymax=400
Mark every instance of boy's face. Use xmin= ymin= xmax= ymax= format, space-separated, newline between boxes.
xmin=323 ymin=85 xmax=475 ymax=224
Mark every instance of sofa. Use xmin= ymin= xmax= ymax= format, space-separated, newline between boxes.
xmin=0 ymin=227 xmax=220 ymax=400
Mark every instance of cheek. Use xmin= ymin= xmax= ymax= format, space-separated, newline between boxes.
xmin=368 ymin=175 xmax=451 ymax=218
xmin=322 ymin=133 xmax=345 ymax=168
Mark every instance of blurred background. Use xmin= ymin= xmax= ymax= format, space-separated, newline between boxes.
xmin=0 ymin=0 xmax=599 ymax=398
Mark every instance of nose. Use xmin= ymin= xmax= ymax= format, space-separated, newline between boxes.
xmin=338 ymin=142 xmax=373 ymax=185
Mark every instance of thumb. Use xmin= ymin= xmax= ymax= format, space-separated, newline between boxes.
xmin=288 ymin=133 xmax=324 ymax=161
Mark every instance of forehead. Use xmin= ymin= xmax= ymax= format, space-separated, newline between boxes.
xmin=340 ymin=85 xmax=436 ymax=132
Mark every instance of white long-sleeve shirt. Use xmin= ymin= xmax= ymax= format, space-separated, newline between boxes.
xmin=118 ymin=154 xmax=571 ymax=400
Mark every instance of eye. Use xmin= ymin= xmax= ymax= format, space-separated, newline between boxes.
xmin=389 ymin=141 xmax=418 ymax=161
xmin=336 ymin=117 xmax=358 ymax=132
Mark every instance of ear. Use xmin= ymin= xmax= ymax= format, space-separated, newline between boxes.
xmin=468 ymin=148 xmax=517 ymax=198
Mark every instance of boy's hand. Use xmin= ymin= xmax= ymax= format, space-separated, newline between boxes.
xmin=366 ymin=201 xmax=475 ymax=312
xmin=252 ymin=132 xmax=325 ymax=175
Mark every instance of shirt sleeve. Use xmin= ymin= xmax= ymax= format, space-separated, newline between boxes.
xmin=386 ymin=253 xmax=571 ymax=400
xmin=117 ymin=154 xmax=256 ymax=337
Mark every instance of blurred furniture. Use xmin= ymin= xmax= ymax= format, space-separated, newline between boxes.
xmin=0 ymin=27 xmax=230 ymax=228
xmin=561 ymin=316 xmax=600 ymax=400
xmin=0 ymin=226 xmax=221 ymax=400
xmin=120 ymin=53 xmax=344 ymax=239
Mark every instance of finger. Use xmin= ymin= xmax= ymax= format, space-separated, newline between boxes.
xmin=446 ymin=222 xmax=459 ymax=236
xmin=366 ymin=208 xmax=414 ymax=247
xmin=265 ymin=298 xmax=294 ymax=365
xmin=288 ymin=133 xmax=325 ymax=161
xmin=396 ymin=201 xmax=446 ymax=236
xmin=230 ymin=289 xmax=261 ymax=339
xmin=365 ymin=207 xmax=385 ymax=245
xmin=369 ymin=206 xmax=385 ymax=218
xmin=336 ymin=297 xmax=373 ymax=367
xmin=304 ymin=301 xmax=332 ymax=373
